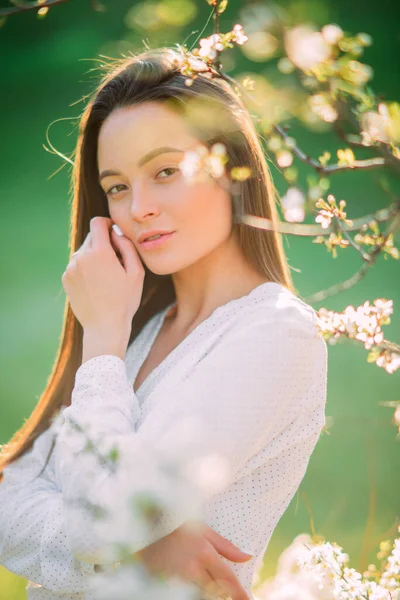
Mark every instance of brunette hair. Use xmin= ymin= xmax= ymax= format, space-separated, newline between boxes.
xmin=0 ymin=47 xmax=298 ymax=480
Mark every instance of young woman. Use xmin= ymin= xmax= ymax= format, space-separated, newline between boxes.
xmin=0 ymin=48 xmax=328 ymax=600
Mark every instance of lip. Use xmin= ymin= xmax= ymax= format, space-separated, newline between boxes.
xmin=139 ymin=231 xmax=175 ymax=250
xmin=137 ymin=229 xmax=174 ymax=243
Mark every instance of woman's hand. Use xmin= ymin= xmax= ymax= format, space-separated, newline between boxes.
xmin=61 ymin=217 xmax=144 ymax=336
xmin=134 ymin=520 xmax=253 ymax=600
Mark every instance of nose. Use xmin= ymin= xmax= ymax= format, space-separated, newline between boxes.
xmin=129 ymin=180 xmax=160 ymax=221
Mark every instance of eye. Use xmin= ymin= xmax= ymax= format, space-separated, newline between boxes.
xmin=105 ymin=168 xmax=177 ymax=197
xmin=106 ymin=184 xmax=127 ymax=196
xmin=156 ymin=167 xmax=178 ymax=179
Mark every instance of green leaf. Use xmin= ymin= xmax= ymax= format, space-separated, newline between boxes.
xmin=37 ymin=7 xmax=49 ymax=19
xmin=108 ymin=447 xmax=119 ymax=463
xmin=217 ymin=0 xmax=228 ymax=13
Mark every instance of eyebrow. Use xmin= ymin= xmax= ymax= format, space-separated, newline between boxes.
xmin=98 ymin=146 xmax=185 ymax=182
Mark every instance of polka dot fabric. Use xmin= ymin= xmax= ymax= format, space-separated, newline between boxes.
xmin=0 ymin=282 xmax=328 ymax=599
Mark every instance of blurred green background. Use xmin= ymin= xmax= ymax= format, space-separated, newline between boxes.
xmin=0 ymin=0 xmax=399 ymax=598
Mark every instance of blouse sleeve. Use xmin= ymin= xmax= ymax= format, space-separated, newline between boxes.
xmin=0 ymin=427 xmax=98 ymax=593
xmin=56 ymin=297 xmax=328 ymax=566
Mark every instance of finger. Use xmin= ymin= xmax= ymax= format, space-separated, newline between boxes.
xmin=110 ymin=227 xmax=143 ymax=276
xmin=203 ymin=527 xmax=253 ymax=562
xmin=71 ymin=232 xmax=92 ymax=259
xmin=194 ymin=569 xmax=229 ymax=600
xmin=208 ymin=559 xmax=250 ymax=600
xmin=89 ymin=216 xmax=113 ymax=253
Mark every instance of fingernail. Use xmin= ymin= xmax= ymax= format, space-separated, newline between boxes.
xmin=112 ymin=224 xmax=124 ymax=236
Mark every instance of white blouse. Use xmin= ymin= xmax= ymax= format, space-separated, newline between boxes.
xmin=0 ymin=281 xmax=328 ymax=600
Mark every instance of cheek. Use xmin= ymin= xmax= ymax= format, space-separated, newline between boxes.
xmin=107 ymin=200 xmax=126 ymax=223
xmin=177 ymin=182 xmax=233 ymax=238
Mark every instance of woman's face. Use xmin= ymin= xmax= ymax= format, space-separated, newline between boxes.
xmin=97 ymin=101 xmax=234 ymax=275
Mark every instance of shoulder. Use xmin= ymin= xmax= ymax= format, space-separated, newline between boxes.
xmin=226 ymin=283 xmax=322 ymax=345
xmin=224 ymin=286 xmax=328 ymax=402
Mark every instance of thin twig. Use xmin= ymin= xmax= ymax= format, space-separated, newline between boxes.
xmin=303 ymin=223 xmax=400 ymax=304
xmin=0 ymin=0 xmax=101 ymax=16
xmin=275 ymin=123 xmax=386 ymax=175
xmin=333 ymin=120 xmax=371 ymax=149
xmin=332 ymin=216 xmax=373 ymax=262
xmin=65 ymin=416 xmax=117 ymax=474
xmin=218 ymin=70 xmax=391 ymax=175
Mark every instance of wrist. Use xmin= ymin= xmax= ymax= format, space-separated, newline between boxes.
xmin=82 ymin=326 xmax=130 ymax=363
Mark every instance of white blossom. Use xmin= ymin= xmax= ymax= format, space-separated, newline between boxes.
xmin=281 ymin=187 xmax=306 ymax=223
xmin=198 ymin=33 xmax=224 ymax=61
xmin=284 ymin=26 xmax=331 ymax=71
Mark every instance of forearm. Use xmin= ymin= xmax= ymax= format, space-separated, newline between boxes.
xmin=0 ymin=451 xmax=96 ymax=592
xmin=56 ymin=355 xmax=191 ymax=563
xmin=56 ymin=355 xmax=157 ymax=563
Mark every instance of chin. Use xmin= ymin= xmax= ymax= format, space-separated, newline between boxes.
xmin=146 ymin=253 xmax=199 ymax=275
xmin=144 ymin=260 xmax=180 ymax=276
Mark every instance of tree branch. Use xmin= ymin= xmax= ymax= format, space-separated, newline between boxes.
xmin=203 ymin=18 xmax=400 ymax=306
xmin=239 ymin=200 xmax=400 ymax=237
xmin=0 ymin=0 xmax=101 ymax=17
xmin=218 ymin=70 xmax=393 ymax=175
xmin=274 ymin=123 xmax=386 ymax=174
xmin=303 ymin=210 xmax=400 ymax=304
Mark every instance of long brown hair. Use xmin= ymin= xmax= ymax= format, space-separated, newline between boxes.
xmin=0 ymin=47 xmax=298 ymax=480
